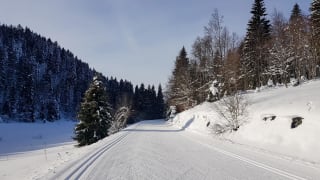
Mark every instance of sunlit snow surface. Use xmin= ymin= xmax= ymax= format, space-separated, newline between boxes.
xmin=172 ymin=80 xmax=320 ymax=163
xmin=0 ymin=80 xmax=320 ymax=179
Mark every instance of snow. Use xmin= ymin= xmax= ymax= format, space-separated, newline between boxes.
xmin=1 ymin=81 xmax=320 ymax=179
xmin=209 ymin=81 xmax=219 ymax=95
xmin=267 ymin=79 xmax=274 ymax=87
xmin=40 ymin=121 xmax=320 ymax=179
xmin=171 ymin=80 xmax=320 ymax=164
xmin=0 ymin=121 xmax=76 ymax=154
xmin=1 ymin=119 xmax=320 ymax=179
xmin=0 ymin=120 xmax=79 ymax=179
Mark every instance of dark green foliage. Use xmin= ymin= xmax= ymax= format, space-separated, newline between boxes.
xmin=129 ymin=83 xmax=165 ymax=122
xmin=0 ymin=24 xmax=165 ymax=123
xmin=290 ymin=3 xmax=302 ymax=22
xmin=47 ymin=100 xmax=60 ymax=122
xmin=155 ymin=85 xmax=165 ymax=119
xmin=17 ymin=55 xmax=35 ymax=122
xmin=74 ymin=75 xmax=113 ymax=146
xmin=166 ymin=47 xmax=193 ymax=113
xmin=241 ymin=0 xmax=271 ymax=89
xmin=0 ymin=24 xmax=94 ymax=122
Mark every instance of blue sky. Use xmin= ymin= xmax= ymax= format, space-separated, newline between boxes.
xmin=0 ymin=0 xmax=311 ymax=86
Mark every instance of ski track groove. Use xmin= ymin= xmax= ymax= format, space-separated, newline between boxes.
xmin=50 ymin=132 xmax=130 ymax=180
xmin=45 ymin=121 xmax=318 ymax=180
xmin=181 ymin=133 xmax=308 ymax=180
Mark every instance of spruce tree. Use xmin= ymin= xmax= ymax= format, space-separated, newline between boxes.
xmin=241 ymin=0 xmax=271 ymax=89
xmin=74 ymin=74 xmax=113 ymax=146
xmin=155 ymin=84 xmax=165 ymax=119
xmin=17 ymin=55 xmax=35 ymax=122
xmin=290 ymin=3 xmax=302 ymax=22
xmin=166 ymin=47 xmax=193 ymax=112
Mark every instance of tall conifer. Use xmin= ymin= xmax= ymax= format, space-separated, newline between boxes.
xmin=74 ymin=74 xmax=113 ymax=146
xmin=166 ymin=47 xmax=193 ymax=112
xmin=241 ymin=0 xmax=271 ymax=89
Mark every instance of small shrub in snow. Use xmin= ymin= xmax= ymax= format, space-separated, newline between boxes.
xmin=212 ymin=123 xmax=227 ymax=134
xmin=109 ymin=106 xmax=130 ymax=135
xmin=291 ymin=116 xmax=303 ymax=129
xmin=213 ymin=93 xmax=249 ymax=133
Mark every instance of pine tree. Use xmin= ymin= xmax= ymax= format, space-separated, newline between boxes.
xmin=145 ymin=85 xmax=157 ymax=119
xmin=166 ymin=47 xmax=193 ymax=112
xmin=155 ymin=84 xmax=165 ymax=119
xmin=17 ymin=55 xmax=35 ymax=122
xmin=310 ymin=0 xmax=320 ymax=77
xmin=290 ymin=4 xmax=302 ymax=22
xmin=241 ymin=0 xmax=271 ymax=89
xmin=0 ymin=48 xmax=5 ymax=92
xmin=74 ymin=74 xmax=113 ymax=146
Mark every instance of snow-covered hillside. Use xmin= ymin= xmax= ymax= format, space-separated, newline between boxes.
xmin=171 ymin=80 xmax=320 ymax=163
xmin=1 ymin=81 xmax=320 ymax=179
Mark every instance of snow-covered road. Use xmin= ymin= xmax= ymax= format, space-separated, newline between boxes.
xmin=47 ymin=120 xmax=320 ymax=180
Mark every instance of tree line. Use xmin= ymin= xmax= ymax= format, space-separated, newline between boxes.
xmin=166 ymin=0 xmax=320 ymax=113
xmin=74 ymin=74 xmax=165 ymax=146
xmin=0 ymin=24 xmax=165 ymax=122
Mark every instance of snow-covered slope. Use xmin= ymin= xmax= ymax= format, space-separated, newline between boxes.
xmin=1 ymin=81 xmax=320 ymax=179
xmin=0 ymin=121 xmax=76 ymax=154
xmin=0 ymin=121 xmax=79 ymax=179
xmin=171 ymin=80 xmax=320 ymax=163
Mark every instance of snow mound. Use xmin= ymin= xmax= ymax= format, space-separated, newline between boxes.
xmin=171 ymin=80 xmax=320 ymax=163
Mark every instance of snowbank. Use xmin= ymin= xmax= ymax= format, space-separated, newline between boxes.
xmin=0 ymin=120 xmax=79 ymax=179
xmin=171 ymin=80 xmax=320 ymax=163
xmin=0 ymin=120 xmax=76 ymax=154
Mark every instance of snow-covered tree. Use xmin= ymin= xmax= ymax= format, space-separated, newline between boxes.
xmin=287 ymin=3 xmax=312 ymax=82
xmin=166 ymin=47 xmax=193 ymax=113
xmin=267 ymin=9 xmax=291 ymax=86
xmin=74 ymin=74 xmax=113 ymax=146
xmin=310 ymin=0 xmax=320 ymax=77
xmin=190 ymin=9 xmax=237 ymax=103
xmin=191 ymin=36 xmax=213 ymax=102
xmin=241 ymin=0 xmax=271 ymax=89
